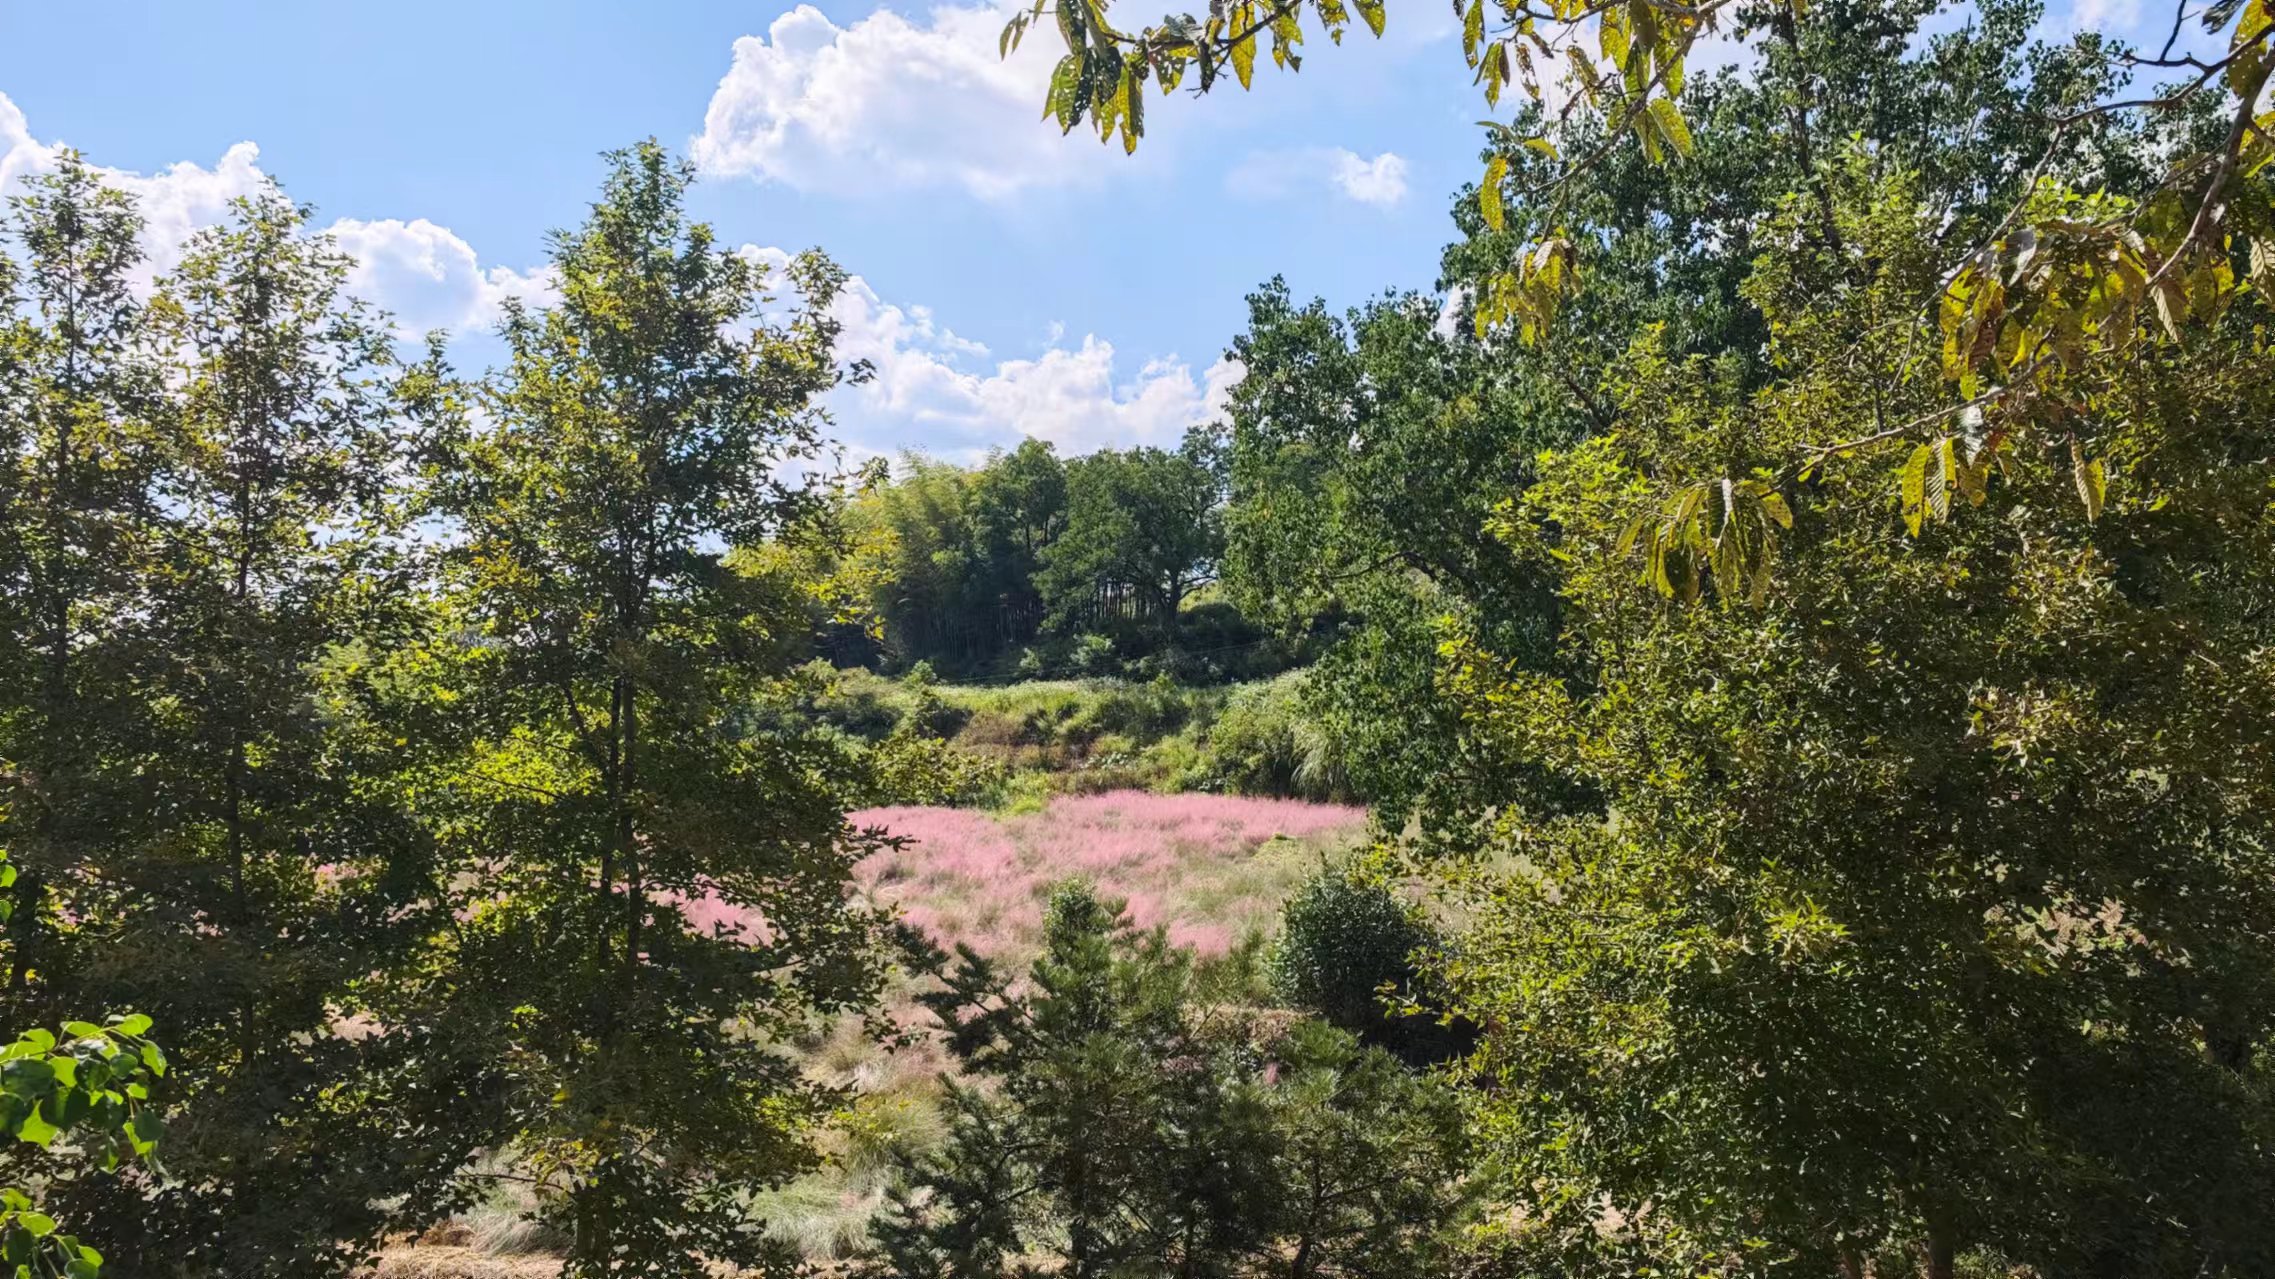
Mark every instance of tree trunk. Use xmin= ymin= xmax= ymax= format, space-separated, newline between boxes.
xmin=1924 ymin=1223 xmax=1955 ymax=1279
xmin=619 ymin=669 xmax=642 ymax=977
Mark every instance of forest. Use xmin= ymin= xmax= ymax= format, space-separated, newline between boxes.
xmin=2 ymin=1 xmax=2274 ymax=1277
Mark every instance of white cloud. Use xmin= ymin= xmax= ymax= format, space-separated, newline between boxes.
xmin=1330 ymin=150 xmax=1408 ymax=205
xmin=2065 ymin=0 xmax=2144 ymax=34
xmin=2 ymin=92 xmax=271 ymax=290
xmin=0 ymin=94 xmax=53 ymax=195
xmin=693 ymin=3 xmax=1128 ymax=199
xmin=1 ymin=92 xmax=547 ymax=337
xmin=738 ymin=242 xmax=1237 ymax=456
xmin=1228 ymin=146 xmax=1409 ymax=207
xmin=331 ymin=218 xmax=559 ymax=338
xmin=2 ymin=91 xmax=1223 ymax=455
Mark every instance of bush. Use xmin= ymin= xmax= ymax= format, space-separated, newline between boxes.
xmin=1198 ymin=672 xmax=1352 ymax=802
xmin=1067 ymin=674 xmax=1194 ymax=742
xmin=864 ymin=882 xmax=1476 ymax=1279
xmin=1268 ymin=871 xmax=1430 ymax=1033
xmin=863 ymin=733 xmax=1007 ymax=807
xmin=1069 ymin=632 xmax=1117 ymax=675
xmin=804 ymin=663 xmax=909 ymax=741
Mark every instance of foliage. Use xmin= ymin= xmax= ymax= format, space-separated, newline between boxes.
xmin=1420 ymin=160 xmax=2275 ymax=1276
xmin=0 ymin=852 xmax=165 ymax=1279
xmin=406 ymin=141 xmax=892 ymax=1277
xmin=0 ymin=1015 xmax=164 ymax=1279
xmin=0 ymin=156 xmax=468 ymax=1276
xmin=1266 ymin=868 xmax=1427 ymax=1033
xmin=862 ymin=882 xmax=1474 ymax=1279
xmin=1036 ymin=439 xmax=1223 ymax=643
xmin=1191 ymin=671 xmax=1352 ymax=803
xmin=1215 ymin=4 xmax=2173 ymax=824
xmin=835 ymin=439 xmax=1252 ymax=678
xmin=1036 ymin=0 xmax=2275 ymax=549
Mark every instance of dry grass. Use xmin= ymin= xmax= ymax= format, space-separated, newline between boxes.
xmin=366 ymin=1245 xmax=562 ymax=1278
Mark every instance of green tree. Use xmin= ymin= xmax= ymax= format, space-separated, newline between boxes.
xmin=849 ymin=456 xmax=989 ymax=667
xmin=0 ymin=156 xmax=166 ymax=1008
xmin=1032 ymin=0 xmax=2271 ymax=536
xmin=867 ymin=883 xmax=1473 ymax=1279
xmin=415 ymin=141 xmax=890 ymax=1277
xmin=1 ymin=170 xmax=460 ymax=1275
xmin=1037 ymin=442 xmax=1220 ymax=643
xmin=965 ymin=437 xmax=1067 ymax=646
xmin=1428 ymin=162 xmax=2275 ymax=1278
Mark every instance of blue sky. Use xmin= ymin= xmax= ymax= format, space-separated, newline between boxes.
xmin=0 ymin=0 xmax=2192 ymax=459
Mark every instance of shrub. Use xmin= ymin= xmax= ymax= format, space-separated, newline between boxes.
xmin=807 ymin=663 xmax=910 ymax=741
xmin=1268 ymin=870 xmax=1430 ymax=1033
xmin=1069 ymin=632 xmax=1117 ymax=675
xmin=1199 ymin=672 xmax=1353 ymax=802
xmin=863 ymin=882 xmax=1475 ymax=1279
xmin=864 ymin=733 xmax=1007 ymax=807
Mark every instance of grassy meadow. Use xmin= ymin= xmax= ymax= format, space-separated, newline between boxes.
xmin=383 ymin=777 xmax=1372 ymax=1274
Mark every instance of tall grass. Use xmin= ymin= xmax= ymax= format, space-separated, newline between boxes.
xmin=852 ymin=790 xmax=1367 ymax=960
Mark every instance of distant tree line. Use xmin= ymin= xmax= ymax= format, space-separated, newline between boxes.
xmin=818 ymin=434 xmax=1310 ymax=681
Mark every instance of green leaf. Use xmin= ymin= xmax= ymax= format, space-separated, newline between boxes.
xmin=1354 ymin=0 xmax=1385 ymax=38
xmin=127 ymin=1112 xmax=163 ymax=1154
xmin=1046 ymin=55 xmax=1084 ymax=129
xmin=1462 ymin=0 xmax=1484 ymax=63
xmin=15 ymin=1107 xmax=56 ymax=1149
xmin=15 ymin=1216 xmax=51 ymax=1240
xmin=108 ymin=1015 xmax=150 ymax=1039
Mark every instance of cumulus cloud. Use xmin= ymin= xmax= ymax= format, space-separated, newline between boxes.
xmin=1227 ymin=147 xmax=1409 ymax=207
xmin=739 ymin=243 xmax=1237 ymax=456
xmin=331 ymin=218 xmax=559 ymax=338
xmin=693 ymin=3 xmax=1127 ymax=199
xmin=2 ymin=92 xmax=273 ymax=290
xmin=2 ymin=91 xmax=551 ymax=337
xmin=2 ymin=92 xmax=1221 ymax=455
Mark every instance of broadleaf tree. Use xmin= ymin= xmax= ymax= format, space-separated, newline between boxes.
xmin=413 ymin=141 xmax=894 ymax=1277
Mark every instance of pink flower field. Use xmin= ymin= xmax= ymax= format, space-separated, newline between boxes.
xmin=851 ymin=791 xmax=1369 ymax=960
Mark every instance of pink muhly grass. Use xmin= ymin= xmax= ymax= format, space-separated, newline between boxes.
xmin=846 ymin=790 xmax=1366 ymax=959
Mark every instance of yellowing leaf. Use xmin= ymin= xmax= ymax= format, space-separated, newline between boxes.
xmin=1480 ymin=154 xmax=1508 ymax=232
xmin=1758 ymin=491 xmax=1793 ymax=529
xmin=1899 ymin=442 xmax=1931 ymax=537
xmin=1648 ymin=97 xmax=1692 ymax=158
xmin=2072 ymin=439 xmax=2107 ymax=521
